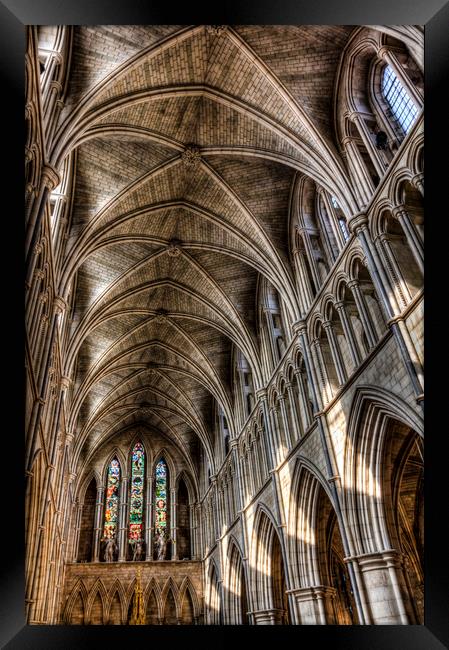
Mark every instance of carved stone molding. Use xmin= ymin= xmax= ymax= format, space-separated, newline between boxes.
xmin=154 ymin=308 xmax=169 ymax=323
xmin=53 ymin=295 xmax=67 ymax=314
xmin=60 ymin=376 xmax=71 ymax=392
xmin=42 ymin=164 xmax=61 ymax=191
xmin=207 ymin=25 xmax=227 ymax=36
xmin=347 ymin=211 xmax=368 ymax=235
xmin=182 ymin=144 xmax=201 ymax=167
xmin=166 ymin=239 xmax=182 ymax=257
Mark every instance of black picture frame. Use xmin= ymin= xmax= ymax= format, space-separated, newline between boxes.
xmin=5 ymin=0 xmax=448 ymax=647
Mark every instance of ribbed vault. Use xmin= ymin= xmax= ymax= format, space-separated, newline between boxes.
xmin=54 ymin=24 xmax=364 ymax=477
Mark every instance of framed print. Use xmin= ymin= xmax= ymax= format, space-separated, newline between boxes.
xmin=3 ymin=0 xmax=447 ymax=647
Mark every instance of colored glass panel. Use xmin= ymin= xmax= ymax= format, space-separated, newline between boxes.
xmin=129 ymin=442 xmax=145 ymax=541
xmin=103 ymin=458 xmax=120 ymax=539
xmin=155 ymin=460 xmax=167 ymax=534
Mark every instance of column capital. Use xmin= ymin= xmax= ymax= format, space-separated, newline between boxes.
xmin=255 ymin=388 xmax=267 ymax=400
xmin=292 ymin=319 xmax=307 ymax=335
xmin=347 ymin=211 xmax=368 ymax=235
xmin=411 ymin=172 xmax=424 ymax=194
xmin=391 ymin=203 xmax=408 ymax=219
xmin=53 ymin=295 xmax=67 ymax=315
xmin=344 ymin=548 xmax=404 ymax=570
xmin=42 ymin=164 xmax=61 ymax=191
xmin=346 ymin=279 xmax=360 ymax=290
xmin=60 ymin=376 xmax=71 ymax=391
xmin=49 ymin=79 xmax=63 ymax=92
xmin=377 ymin=43 xmax=405 ymax=60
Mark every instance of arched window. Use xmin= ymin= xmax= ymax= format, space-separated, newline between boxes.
xmin=155 ymin=459 xmax=168 ymax=535
xmin=382 ymin=65 xmax=418 ymax=135
xmin=129 ymin=442 xmax=145 ymax=543
xmin=103 ymin=458 xmax=120 ymax=539
xmin=331 ymin=197 xmax=350 ymax=242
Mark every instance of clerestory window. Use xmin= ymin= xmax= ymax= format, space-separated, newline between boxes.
xmin=381 ymin=65 xmax=418 ymax=135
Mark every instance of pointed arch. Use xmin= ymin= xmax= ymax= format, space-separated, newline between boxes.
xmin=179 ymin=576 xmax=201 ymax=622
xmin=63 ymin=579 xmax=88 ymax=625
xmin=85 ymin=578 xmax=108 ymax=625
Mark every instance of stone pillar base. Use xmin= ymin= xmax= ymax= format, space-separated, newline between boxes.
xmin=289 ymin=585 xmax=337 ymax=624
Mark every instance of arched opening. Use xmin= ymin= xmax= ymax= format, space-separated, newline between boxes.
xmin=177 ymin=478 xmax=191 ymax=560
xmin=69 ymin=592 xmax=84 ymax=625
xmin=108 ymin=591 xmax=122 ymax=625
xmin=317 ymin=322 xmax=339 ymax=398
xmin=228 ymin=543 xmax=249 ymax=624
xmin=163 ymin=590 xmax=178 ymax=625
xmin=146 ymin=590 xmax=159 ymax=625
xmin=253 ymin=511 xmax=290 ymax=625
xmin=271 ymin=532 xmax=290 ymax=625
xmin=180 ymin=589 xmax=195 ymax=624
xmin=381 ymin=211 xmax=423 ymax=299
xmin=341 ymin=283 xmax=370 ymax=357
xmin=384 ymin=421 xmax=424 ymax=623
xmin=402 ymin=180 xmax=424 ymax=241
xmin=354 ymin=262 xmax=387 ymax=341
xmin=77 ymin=477 xmax=96 ymax=562
xmin=316 ymin=488 xmax=358 ymax=624
xmin=207 ymin=564 xmax=221 ymax=624
xmin=89 ymin=592 xmax=104 ymax=625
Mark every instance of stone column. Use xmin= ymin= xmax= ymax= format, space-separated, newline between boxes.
xmin=291 ymin=320 xmax=369 ymax=625
xmin=334 ymin=300 xmax=363 ymax=366
xmin=230 ymin=440 xmax=244 ymax=513
xmin=411 ymin=172 xmax=424 ymax=196
xmin=322 ymin=320 xmax=347 ymax=386
xmin=171 ymin=486 xmax=177 ymax=559
xmin=320 ymin=189 xmax=346 ymax=250
xmin=345 ymin=549 xmax=414 ymax=624
xmin=348 ymin=111 xmax=386 ymax=179
xmin=293 ymin=367 xmax=312 ymax=432
xmin=145 ymin=474 xmax=154 ymax=561
xmin=118 ymin=477 xmax=128 ymax=561
xmin=292 ymin=247 xmax=314 ymax=314
xmin=92 ymin=485 xmax=105 ymax=562
xmin=26 ymin=164 xmax=60 ymax=270
xmin=278 ymin=396 xmax=293 ymax=450
xmin=252 ymin=609 xmax=285 ymax=625
xmin=341 ymin=136 xmax=374 ymax=206
xmin=347 ymin=280 xmax=378 ymax=348
xmin=392 ymin=203 xmax=424 ymax=273
xmin=378 ymin=232 xmax=413 ymax=306
xmin=256 ymin=425 xmax=269 ymax=481
xmin=310 ymin=337 xmax=333 ymax=404
xmin=269 ymin=406 xmax=281 ymax=465
xmin=285 ymin=382 xmax=301 ymax=442
xmin=347 ymin=212 xmax=424 ymax=399
xmin=297 ymin=226 xmax=321 ymax=291
xmin=256 ymin=389 xmax=275 ymax=472
xmin=189 ymin=503 xmax=197 ymax=560
xmin=290 ymin=586 xmax=337 ymax=625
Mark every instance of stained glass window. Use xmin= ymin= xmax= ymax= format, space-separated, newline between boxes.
xmin=103 ymin=458 xmax=120 ymax=539
xmin=129 ymin=442 xmax=145 ymax=542
xmin=382 ymin=65 xmax=418 ymax=135
xmin=155 ymin=459 xmax=168 ymax=534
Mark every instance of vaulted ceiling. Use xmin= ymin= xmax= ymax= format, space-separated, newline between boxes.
xmin=54 ymin=25 xmax=365 ymax=476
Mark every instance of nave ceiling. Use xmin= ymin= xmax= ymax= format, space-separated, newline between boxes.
xmin=49 ymin=24 xmax=419 ymax=477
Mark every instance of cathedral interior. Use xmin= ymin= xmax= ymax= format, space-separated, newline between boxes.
xmin=25 ymin=24 xmax=424 ymax=625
